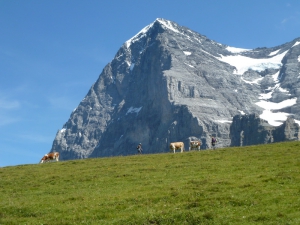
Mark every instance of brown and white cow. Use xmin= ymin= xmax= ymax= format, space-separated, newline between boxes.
xmin=40 ymin=152 xmax=60 ymax=163
xmin=169 ymin=142 xmax=184 ymax=153
xmin=189 ymin=141 xmax=201 ymax=151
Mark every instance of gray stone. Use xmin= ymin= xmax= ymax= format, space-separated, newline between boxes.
xmin=230 ymin=114 xmax=300 ymax=146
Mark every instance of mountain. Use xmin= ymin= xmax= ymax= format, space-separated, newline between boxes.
xmin=50 ymin=18 xmax=300 ymax=160
xmin=230 ymin=114 xmax=300 ymax=146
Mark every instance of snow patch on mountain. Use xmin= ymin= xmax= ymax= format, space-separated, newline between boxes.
xmin=125 ymin=23 xmax=154 ymax=48
xmin=60 ymin=128 xmax=66 ymax=133
xmin=183 ymin=51 xmax=192 ymax=56
xmin=157 ymin=18 xmax=181 ymax=34
xmin=255 ymin=98 xmax=297 ymax=126
xmin=292 ymin=41 xmax=300 ymax=47
xmin=184 ymin=62 xmax=194 ymax=68
xmin=241 ymin=77 xmax=263 ymax=85
xmin=157 ymin=18 xmax=203 ymax=44
xmin=272 ymin=71 xmax=280 ymax=82
xmin=268 ymin=49 xmax=280 ymax=56
xmin=226 ymin=46 xmax=250 ymax=53
xmin=217 ymin=50 xmax=288 ymax=75
xmin=259 ymin=71 xmax=291 ymax=100
xmin=216 ymin=119 xmax=232 ymax=123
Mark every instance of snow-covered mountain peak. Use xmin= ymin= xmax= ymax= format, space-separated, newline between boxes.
xmin=124 ymin=18 xmax=183 ymax=49
xmin=125 ymin=22 xmax=155 ymax=48
xmin=125 ymin=18 xmax=179 ymax=48
xmin=125 ymin=18 xmax=210 ymax=50
xmin=121 ymin=19 xmax=300 ymax=128
xmin=155 ymin=18 xmax=181 ymax=33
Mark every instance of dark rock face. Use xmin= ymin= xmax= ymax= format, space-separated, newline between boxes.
xmin=272 ymin=117 xmax=300 ymax=142
xmin=50 ymin=18 xmax=300 ymax=160
xmin=230 ymin=114 xmax=300 ymax=146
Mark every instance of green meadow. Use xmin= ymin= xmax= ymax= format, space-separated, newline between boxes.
xmin=1 ymin=142 xmax=300 ymax=225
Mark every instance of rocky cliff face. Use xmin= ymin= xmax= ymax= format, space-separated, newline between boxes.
xmin=272 ymin=117 xmax=300 ymax=142
xmin=230 ymin=114 xmax=300 ymax=146
xmin=50 ymin=18 xmax=300 ymax=160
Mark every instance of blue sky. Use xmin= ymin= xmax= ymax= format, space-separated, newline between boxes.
xmin=1 ymin=0 xmax=300 ymax=167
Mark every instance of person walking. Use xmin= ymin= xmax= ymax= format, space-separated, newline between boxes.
xmin=211 ymin=136 xmax=217 ymax=149
xmin=136 ymin=143 xmax=143 ymax=154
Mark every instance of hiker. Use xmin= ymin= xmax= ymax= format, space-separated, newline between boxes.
xmin=137 ymin=143 xmax=143 ymax=154
xmin=211 ymin=136 xmax=217 ymax=149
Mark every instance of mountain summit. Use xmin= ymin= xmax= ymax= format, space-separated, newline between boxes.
xmin=50 ymin=18 xmax=300 ymax=160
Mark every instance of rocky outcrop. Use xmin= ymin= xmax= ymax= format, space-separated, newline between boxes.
xmin=50 ymin=18 xmax=300 ymax=160
xmin=230 ymin=114 xmax=300 ymax=146
xmin=272 ymin=117 xmax=300 ymax=142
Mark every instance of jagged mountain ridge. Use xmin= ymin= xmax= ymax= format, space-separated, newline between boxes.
xmin=51 ymin=18 xmax=300 ymax=160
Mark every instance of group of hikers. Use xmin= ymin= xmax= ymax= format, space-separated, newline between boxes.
xmin=136 ymin=136 xmax=217 ymax=154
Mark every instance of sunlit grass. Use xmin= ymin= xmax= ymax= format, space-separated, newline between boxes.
xmin=1 ymin=141 xmax=300 ymax=224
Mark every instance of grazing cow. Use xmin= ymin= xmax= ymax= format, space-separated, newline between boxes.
xmin=40 ymin=152 xmax=59 ymax=163
xmin=169 ymin=142 xmax=184 ymax=153
xmin=189 ymin=141 xmax=201 ymax=151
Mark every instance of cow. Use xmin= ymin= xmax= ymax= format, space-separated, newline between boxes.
xmin=189 ymin=141 xmax=201 ymax=151
xmin=169 ymin=142 xmax=184 ymax=153
xmin=40 ymin=152 xmax=60 ymax=163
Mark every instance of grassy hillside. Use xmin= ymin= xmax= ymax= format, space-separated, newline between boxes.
xmin=1 ymin=142 xmax=300 ymax=225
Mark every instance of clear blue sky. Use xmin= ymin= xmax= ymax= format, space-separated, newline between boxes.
xmin=1 ymin=0 xmax=299 ymax=167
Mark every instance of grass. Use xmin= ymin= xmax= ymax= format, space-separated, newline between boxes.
xmin=1 ymin=141 xmax=300 ymax=224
